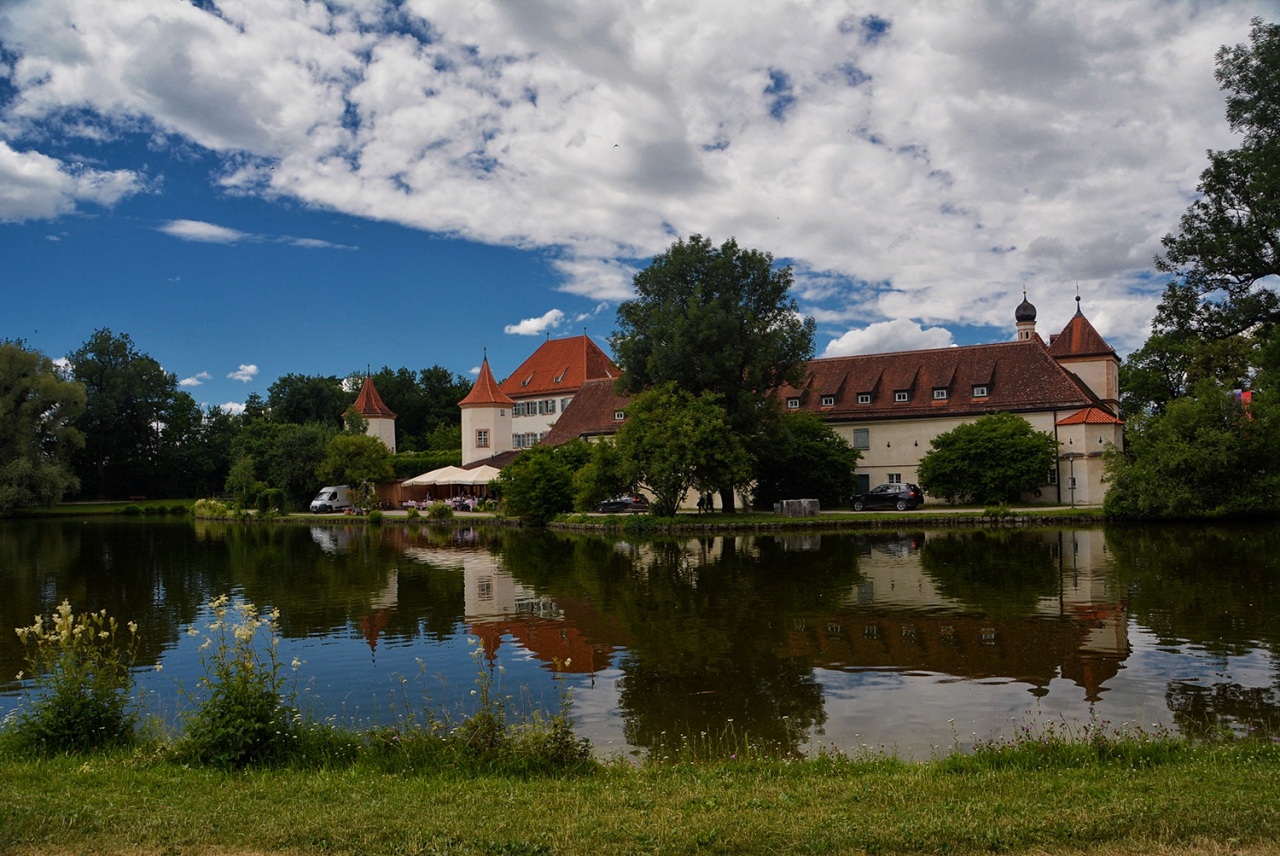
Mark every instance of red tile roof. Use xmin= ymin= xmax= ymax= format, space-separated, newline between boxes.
xmin=349 ymin=376 xmax=397 ymax=419
xmin=1048 ymin=306 xmax=1117 ymax=360
xmin=542 ymin=378 xmax=632 ymax=445
xmin=1055 ymin=407 xmax=1124 ymax=426
xmin=780 ymin=340 xmax=1094 ymax=421
xmin=458 ymin=358 xmax=515 ymax=407
xmin=497 ymin=335 xmax=617 ymax=399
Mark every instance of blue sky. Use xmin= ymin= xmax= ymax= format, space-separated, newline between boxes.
xmin=3 ymin=1 xmax=1277 ymax=412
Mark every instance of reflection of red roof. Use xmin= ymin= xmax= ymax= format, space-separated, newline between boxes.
xmin=1056 ymin=407 xmax=1124 ymax=426
xmin=497 ymin=336 xmax=617 ymax=399
xmin=468 ymin=616 xmax=616 ymax=674
xmin=1048 ymin=309 xmax=1117 ymax=360
xmin=459 ymin=358 xmax=515 ymax=407
xmin=349 ymin=376 xmax=397 ymax=418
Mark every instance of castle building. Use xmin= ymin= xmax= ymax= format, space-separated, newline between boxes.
xmin=348 ymin=375 xmax=397 ymax=453
xmin=537 ymin=296 xmax=1124 ymax=506
xmin=460 ymin=335 xmax=618 ymax=466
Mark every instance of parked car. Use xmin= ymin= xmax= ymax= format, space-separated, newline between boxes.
xmin=597 ymin=495 xmax=650 ymax=513
xmin=310 ymin=485 xmax=351 ymax=513
xmin=850 ymin=483 xmax=923 ymax=511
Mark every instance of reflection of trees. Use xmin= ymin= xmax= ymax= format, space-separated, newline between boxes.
xmin=497 ymin=532 xmax=864 ymax=755
xmin=1167 ymin=681 xmax=1280 ymax=739
xmin=918 ymin=530 xmax=1059 ymax=618
xmin=1105 ymin=525 xmax=1280 ymax=658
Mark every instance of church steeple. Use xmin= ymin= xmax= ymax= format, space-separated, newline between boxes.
xmin=1015 ymin=288 xmax=1038 ymax=341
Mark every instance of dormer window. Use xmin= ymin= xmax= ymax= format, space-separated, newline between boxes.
xmin=933 ymin=388 xmax=948 ymax=400
xmin=786 ymin=397 xmax=801 ymax=409
xmin=857 ymin=393 xmax=871 ymax=405
xmin=520 ymin=372 xmax=534 ymax=387
xmin=821 ymin=395 xmax=836 ymax=407
xmin=553 ymin=367 xmax=568 ymax=384
xmin=972 ymin=385 xmax=989 ymax=398
xmin=894 ymin=391 xmax=909 ymax=403
xmin=614 ymin=410 xmax=625 ymax=421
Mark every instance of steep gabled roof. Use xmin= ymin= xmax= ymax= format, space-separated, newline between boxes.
xmin=1048 ymin=302 xmax=1117 ymax=360
xmin=459 ymin=357 xmax=515 ymax=407
xmin=349 ymin=376 xmax=397 ymax=419
xmin=542 ymin=378 xmax=633 ymax=445
xmin=497 ymin=335 xmax=617 ymax=399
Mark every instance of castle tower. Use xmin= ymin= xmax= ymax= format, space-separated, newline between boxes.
xmin=348 ymin=375 xmax=397 ymax=453
xmin=1048 ymin=296 xmax=1121 ymax=415
xmin=1015 ymin=289 xmax=1038 ymax=341
xmin=459 ymin=356 xmax=514 ymax=465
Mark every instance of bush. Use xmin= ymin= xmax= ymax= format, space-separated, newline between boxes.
xmin=425 ymin=501 xmax=454 ymax=520
xmin=917 ymin=412 xmax=1057 ymax=505
xmin=8 ymin=601 xmax=140 ymax=753
xmin=367 ymin=509 xmax=384 ymax=525
xmin=405 ymin=506 xmax=420 ymax=519
xmin=121 ymin=504 xmax=142 ymax=516
xmin=193 ymin=498 xmax=234 ymax=518
xmin=176 ymin=596 xmax=296 ymax=768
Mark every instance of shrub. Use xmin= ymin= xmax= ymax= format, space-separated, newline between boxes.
xmin=405 ymin=506 xmax=420 ymax=519
xmin=425 ymin=501 xmax=454 ymax=520
xmin=121 ymin=504 xmax=142 ymax=516
xmin=176 ymin=596 xmax=296 ymax=768
xmin=8 ymin=601 xmax=141 ymax=753
xmin=367 ymin=509 xmax=384 ymax=525
xmin=193 ymin=498 xmax=233 ymax=518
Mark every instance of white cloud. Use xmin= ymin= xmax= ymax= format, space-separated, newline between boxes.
xmin=179 ymin=371 xmax=212 ymax=387
xmin=468 ymin=366 xmax=481 ymax=376
xmin=159 ymin=219 xmax=251 ymax=243
xmin=823 ymin=318 xmax=954 ymax=357
xmin=228 ymin=364 xmax=259 ymax=382
xmin=0 ymin=0 xmax=1266 ymax=347
xmin=505 ymin=309 xmax=566 ymax=336
xmin=286 ymin=236 xmax=358 ymax=250
xmin=45 ymin=234 xmax=60 ymax=241
xmin=219 ymin=401 xmax=247 ymax=415
xmin=0 ymin=141 xmax=141 ymax=222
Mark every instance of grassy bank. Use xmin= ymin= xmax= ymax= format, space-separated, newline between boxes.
xmin=2 ymin=739 xmax=1279 ymax=855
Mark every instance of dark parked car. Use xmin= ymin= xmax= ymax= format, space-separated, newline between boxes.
xmin=850 ymin=483 xmax=923 ymax=511
xmin=597 ymin=495 xmax=650 ymax=513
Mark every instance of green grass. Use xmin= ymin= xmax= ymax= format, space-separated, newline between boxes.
xmin=2 ymin=738 xmax=1279 ymax=855
xmin=19 ymin=500 xmax=195 ymax=517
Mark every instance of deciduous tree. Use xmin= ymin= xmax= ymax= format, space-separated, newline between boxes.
xmin=610 ymin=235 xmax=815 ymax=512
xmin=0 ymin=341 xmax=86 ymax=515
xmin=751 ymin=411 xmax=860 ymax=510
xmin=916 ymin=413 xmax=1058 ymax=505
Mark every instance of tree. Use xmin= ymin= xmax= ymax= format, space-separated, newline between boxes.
xmin=0 ymin=341 xmax=86 ymax=515
xmin=493 ymin=439 xmax=592 ymax=525
xmin=1104 ymin=381 xmax=1279 ymax=518
xmin=571 ymin=440 xmax=632 ymax=512
xmin=265 ymin=423 xmax=336 ymax=510
xmin=316 ymin=434 xmax=394 ymax=489
xmin=610 ymin=235 xmax=816 ymax=512
xmin=615 ymin=384 xmax=752 ymax=518
xmin=266 ymin=374 xmax=349 ymax=428
xmin=1156 ymin=19 xmax=1280 ymax=347
xmin=750 ymin=411 xmax=860 ymax=509
xmin=916 ymin=413 xmax=1058 ymax=505
xmin=69 ymin=329 xmax=181 ymax=499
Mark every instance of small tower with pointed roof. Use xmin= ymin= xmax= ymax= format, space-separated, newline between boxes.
xmin=1048 ymin=295 xmax=1121 ymax=415
xmin=459 ymin=355 xmax=515 ymax=465
xmin=1015 ymin=289 xmax=1038 ymax=341
xmin=348 ymin=375 xmax=397 ymax=453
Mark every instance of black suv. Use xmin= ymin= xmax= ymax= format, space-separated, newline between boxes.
xmin=850 ymin=483 xmax=923 ymax=511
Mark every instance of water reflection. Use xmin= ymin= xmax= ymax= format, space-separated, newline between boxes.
xmin=2 ymin=519 xmax=1278 ymax=755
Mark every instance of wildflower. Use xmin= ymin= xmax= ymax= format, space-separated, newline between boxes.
xmin=127 ymin=621 xmax=138 ymax=634
xmin=187 ymin=626 xmax=199 ymax=637
xmin=155 ymin=664 xmax=163 ymax=672
xmin=15 ymin=671 xmax=23 ymax=681
xmin=291 ymin=657 xmax=302 ymax=671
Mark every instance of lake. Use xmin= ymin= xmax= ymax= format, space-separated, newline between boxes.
xmin=2 ymin=518 xmax=1278 ymax=759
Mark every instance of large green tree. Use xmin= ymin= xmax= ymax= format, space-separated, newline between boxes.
xmin=916 ymin=412 xmax=1058 ymax=506
xmin=493 ymin=439 xmax=593 ymax=525
xmin=0 ymin=341 xmax=86 ymax=515
xmin=750 ymin=411 xmax=860 ymax=510
xmin=316 ymin=433 xmax=395 ymax=488
xmin=610 ymin=235 xmax=816 ymax=512
xmin=615 ymin=384 xmax=752 ymax=518
xmin=266 ymin=374 xmax=349 ymax=427
xmin=69 ymin=329 xmax=182 ymax=499
xmin=1152 ymin=19 xmax=1280 ymax=366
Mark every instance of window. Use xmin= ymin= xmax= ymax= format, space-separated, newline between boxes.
xmin=972 ymin=385 xmax=989 ymax=397
xmin=786 ymin=397 xmax=801 ymax=409
xmin=821 ymin=395 xmax=836 ymax=407
xmin=614 ymin=410 xmax=625 ymax=421
xmin=853 ymin=428 xmax=870 ymax=450
xmin=857 ymin=393 xmax=872 ymax=405
xmin=476 ymin=429 xmax=490 ymax=448
xmin=887 ymin=473 xmax=902 ymax=484
xmin=894 ymin=391 xmax=909 ymax=403
xmin=562 ymin=398 xmax=572 ymax=411
xmin=1047 ymin=467 xmax=1058 ymax=485
xmin=547 ymin=399 xmax=556 ymax=413
xmin=933 ymin=388 xmax=948 ymax=400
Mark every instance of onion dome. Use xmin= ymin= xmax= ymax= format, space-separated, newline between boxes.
xmin=1015 ymin=291 xmax=1037 ymax=323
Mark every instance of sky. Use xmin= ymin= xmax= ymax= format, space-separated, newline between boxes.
xmin=3 ymin=0 xmax=1278 ymax=413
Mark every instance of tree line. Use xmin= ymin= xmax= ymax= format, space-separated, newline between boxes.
xmin=0 ymin=330 xmax=472 ymax=515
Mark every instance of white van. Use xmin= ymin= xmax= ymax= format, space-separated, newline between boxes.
xmin=309 ymin=485 xmax=351 ymax=514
